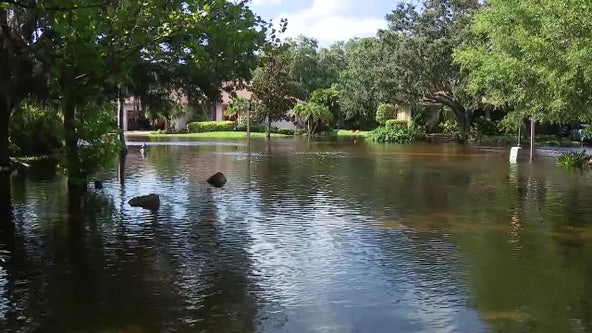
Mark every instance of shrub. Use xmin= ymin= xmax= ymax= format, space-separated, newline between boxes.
xmin=277 ymin=128 xmax=295 ymax=135
xmin=235 ymin=123 xmax=266 ymax=133
xmin=187 ymin=121 xmax=235 ymax=133
xmin=472 ymin=116 xmax=500 ymax=137
xmin=439 ymin=119 xmax=458 ymax=134
xmin=375 ymin=103 xmax=399 ymax=125
xmin=385 ymin=119 xmax=409 ymax=130
xmin=9 ymin=103 xmax=63 ymax=156
xmin=367 ymin=124 xmax=425 ymax=143
xmin=557 ymin=150 xmax=589 ymax=169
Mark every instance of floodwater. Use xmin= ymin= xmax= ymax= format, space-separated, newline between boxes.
xmin=1 ymin=137 xmax=592 ymax=332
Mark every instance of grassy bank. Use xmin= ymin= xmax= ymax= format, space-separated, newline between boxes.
xmin=332 ymin=129 xmax=369 ymax=137
xmin=149 ymin=131 xmax=292 ymax=139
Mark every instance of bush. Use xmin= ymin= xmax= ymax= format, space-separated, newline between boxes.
xmin=385 ymin=119 xmax=409 ymax=130
xmin=277 ymin=128 xmax=295 ymax=135
xmin=375 ymin=103 xmax=399 ymax=125
xmin=439 ymin=119 xmax=458 ymax=134
xmin=367 ymin=123 xmax=425 ymax=143
xmin=557 ymin=150 xmax=589 ymax=169
xmin=235 ymin=123 xmax=266 ymax=133
xmin=187 ymin=121 xmax=235 ymax=133
xmin=9 ymin=103 xmax=63 ymax=156
xmin=472 ymin=116 xmax=500 ymax=137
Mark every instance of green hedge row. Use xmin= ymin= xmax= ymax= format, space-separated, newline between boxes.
xmin=187 ymin=121 xmax=235 ymax=133
xmin=188 ymin=121 xmax=296 ymax=135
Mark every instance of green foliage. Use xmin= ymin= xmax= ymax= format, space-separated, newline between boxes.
xmin=337 ymin=38 xmax=384 ymax=122
xmin=385 ymin=119 xmax=409 ymax=129
xmin=284 ymin=36 xmax=346 ymax=101
xmin=293 ymin=102 xmax=333 ymax=135
xmin=377 ymin=0 xmax=482 ymax=137
xmin=310 ymin=86 xmax=341 ymax=126
xmin=455 ymin=0 xmax=592 ymax=124
xmin=471 ymin=116 xmax=501 ymax=137
xmin=9 ymin=103 xmax=63 ymax=156
xmin=60 ymin=103 xmax=121 ymax=178
xmin=187 ymin=121 xmax=235 ymax=133
xmin=376 ymin=104 xmax=399 ymax=125
xmin=557 ymin=151 xmax=590 ymax=169
xmin=440 ymin=120 xmax=459 ymax=134
xmin=367 ymin=121 xmax=424 ymax=144
xmin=277 ymin=128 xmax=295 ymax=136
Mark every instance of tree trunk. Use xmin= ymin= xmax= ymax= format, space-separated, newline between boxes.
xmin=0 ymin=98 xmax=11 ymax=171
xmin=117 ymin=87 xmax=127 ymax=156
xmin=0 ymin=172 xmax=11 ymax=222
xmin=451 ymin=106 xmax=471 ymax=143
xmin=63 ymin=94 xmax=86 ymax=194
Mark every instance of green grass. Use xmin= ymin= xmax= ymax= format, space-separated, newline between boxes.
xmin=149 ymin=131 xmax=292 ymax=139
xmin=333 ymin=129 xmax=369 ymax=137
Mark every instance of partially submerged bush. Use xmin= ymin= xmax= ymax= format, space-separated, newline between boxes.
xmin=375 ymin=103 xmax=399 ymax=125
xmin=557 ymin=150 xmax=589 ymax=169
xmin=187 ymin=121 xmax=235 ymax=132
xmin=10 ymin=102 xmax=63 ymax=156
xmin=471 ymin=116 xmax=501 ymax=137
xmin=367 ymin=121 xmax=424 ymax=144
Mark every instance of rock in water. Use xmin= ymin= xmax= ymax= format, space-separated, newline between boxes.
xmin=129 ymin=194 xmax=160 ymax=210
xmin=207 ymin=172 xmax=227 ymax=188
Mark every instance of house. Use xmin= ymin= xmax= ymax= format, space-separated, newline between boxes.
xmin=218 ymin=87 xmax=299 ymax=130
xmin=122 ymin=86 xmax=300 ymax=132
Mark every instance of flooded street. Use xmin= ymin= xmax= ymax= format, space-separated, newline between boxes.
xmin=1 ymin=137 xmax=592 ymax=332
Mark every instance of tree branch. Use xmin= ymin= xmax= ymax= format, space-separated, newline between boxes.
xmin=0 ymin=0 xmax=110 ymax=11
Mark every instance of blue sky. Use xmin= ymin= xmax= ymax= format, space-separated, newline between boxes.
xmin=250 ymin=0 xmax=407 ymax=46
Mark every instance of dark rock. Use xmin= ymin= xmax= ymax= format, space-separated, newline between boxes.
xmin=207 ymin=172 xmax=227 ymax=188
xmin=129 ymin=194 xmax=160 ymax=210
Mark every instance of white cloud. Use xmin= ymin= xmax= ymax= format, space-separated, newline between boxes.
xmin=276 ymin=0 xmax=387 ymax=46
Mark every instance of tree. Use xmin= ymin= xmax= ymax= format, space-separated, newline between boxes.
xmin=293 ymin=102 xmax=333 ymax=136
xmin=0 ymin=0 xmax=270 ymax=203
xmin=310 ymin=86 xmax=341 ymax=127
xmin=251 ymin=43 xmax=296 ymax=138
xmin=0 ymin=1 xmax=52 ymax=169
xmin=454 ymin=0 xmax=592 ymax=126
xmin=378 ymin=0 xmax=482 ymax=140
xmin=284 ymin=36 xmax=346 ymax=101
xmin=336 ymin=38 xmax=384 ymax=128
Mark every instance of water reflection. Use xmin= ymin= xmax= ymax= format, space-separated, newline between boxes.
xmin=2 ymin=139 xmax=592 ymax=332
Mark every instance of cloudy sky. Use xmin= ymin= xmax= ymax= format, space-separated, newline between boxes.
xmin=250 ymin=0 xmax=405 ymax=46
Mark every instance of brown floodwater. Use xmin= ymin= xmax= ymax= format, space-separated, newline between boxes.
xmin=1 ymin=137 xmax=592 ymax=332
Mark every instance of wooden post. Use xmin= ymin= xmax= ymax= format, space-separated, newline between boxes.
xmin=530 ymin=119 xmax=535 ymax=163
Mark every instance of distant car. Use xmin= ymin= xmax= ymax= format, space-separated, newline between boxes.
xmin=570 ymin=124 xmax=592 ymax=143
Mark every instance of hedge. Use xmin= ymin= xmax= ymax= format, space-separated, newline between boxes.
xmin=187 ymin=121 xmax=235 ymax=133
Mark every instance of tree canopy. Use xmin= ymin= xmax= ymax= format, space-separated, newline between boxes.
xmin=454 ymin=0 xmax=592 ymax=125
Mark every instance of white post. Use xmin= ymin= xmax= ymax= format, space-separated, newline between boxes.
xmin=530 ymin=119 xmax=535 ymax=163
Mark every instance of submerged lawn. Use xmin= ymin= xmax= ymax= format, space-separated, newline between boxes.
xmin=149 ymin=131 xmax=292 ymax=139
xmin=334 ymin=129 xmax=369 ymax=137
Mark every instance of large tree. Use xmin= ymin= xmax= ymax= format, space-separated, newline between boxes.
xmin=454 ymin=0 xmax=592 ymax=126
xmin=1 ymin=0 xmax=268 ymax=187
xmin=336 ymin=38 xmax=384 ymax=128
xmin=378 ymin=0 xmax=482 ymax=139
